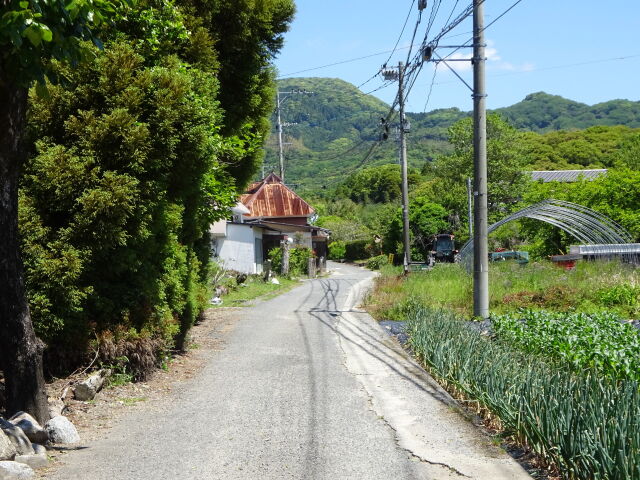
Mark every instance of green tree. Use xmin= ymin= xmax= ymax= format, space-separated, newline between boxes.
xmin=182 ymin=0 xmax=295 ymax=187
xmin=0 ymin=0 xmax=124 ymax=423
xmin=430 ymin=114 xmax=529 ymax=226
xmin=385 ymin=197 xmax=448 ymax=261
xmin=337 ymin=164 xmax=420 ymax=204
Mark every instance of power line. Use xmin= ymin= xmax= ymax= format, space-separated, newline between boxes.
xmin=277 ymin=46 xmax=412 ymax=78
xmin=423 ymin=64 xmax=439 ymax=112
xmin=383 ymin=0 xmax=417 ymax=68
xmin=437 ymin=0 xmax=525 ymax=61
xmin=404 ymin=7 xmax=423 ymax=66
xmin=483 ymin=0 xmax=525 ymax=32
xmin=427 ymin=53 xmax=640 ymax=87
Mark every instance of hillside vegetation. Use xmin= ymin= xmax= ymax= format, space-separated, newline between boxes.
xmin=266 ymin=78 xmax=640 ymax=188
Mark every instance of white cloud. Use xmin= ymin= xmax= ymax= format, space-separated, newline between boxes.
xmin=438 ymin=42 xmax=532 ymax=75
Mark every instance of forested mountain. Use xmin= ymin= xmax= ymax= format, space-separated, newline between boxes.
xmin=265 ymin=78 xmax=640 ymax=188
xmin=496 ymin=92 xmax=640 ymax=132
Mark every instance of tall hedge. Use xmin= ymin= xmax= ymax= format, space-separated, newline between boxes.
xmin=19 ymin=1 xmax=294 ymax=373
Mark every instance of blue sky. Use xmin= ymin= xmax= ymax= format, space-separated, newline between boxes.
xmin=274 ymin=1 xmax=640 ymax=113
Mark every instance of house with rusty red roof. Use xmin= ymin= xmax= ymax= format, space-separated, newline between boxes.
xmin=210 ymin=173 xmax=329 ymax=273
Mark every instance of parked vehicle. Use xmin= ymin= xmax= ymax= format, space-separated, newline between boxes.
xmin=430 ymin=234 xmax=458 ymax=263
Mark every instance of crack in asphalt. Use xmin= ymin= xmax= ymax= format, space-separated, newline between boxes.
xmin=332 ymin=289 xmax=469 ymax=479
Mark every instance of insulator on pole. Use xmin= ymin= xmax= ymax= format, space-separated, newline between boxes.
xmin=418 ymin=0 xmax=427 ymax=11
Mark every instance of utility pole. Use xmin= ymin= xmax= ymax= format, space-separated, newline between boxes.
xmin=398 ymin=62 xmax=412 ymax=275
xmin=382 ymin=63 xmax=411 ymax=275
xmin=275 ymin=89 xmax=312 ymax=183
xmin=276 ymin=90 xmax=285 ymax=181
xmin=472 ymin=0 xmax=489 ymax=318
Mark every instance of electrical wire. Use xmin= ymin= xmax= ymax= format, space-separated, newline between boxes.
xmin=438 ymin=0 xmax=526 ymax=61
xmin=404 ymin=9 xmax=423 ymax=66
xmin=483 ymin=0 xmax=525 ymax=32
xmin=442 ymin=0 xmax=461 ymax=31
xmin=422 ymin=63 xmax=439 ymax=112
xmin=382 ymin=0 xmax=417 ymax=68
xmin=277 ymin=46 xmax=412 ymax=78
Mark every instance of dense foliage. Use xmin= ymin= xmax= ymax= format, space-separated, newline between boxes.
xmin=17 ymin=0 xmax=295 ymax=372
xmin=520 ymin=169 xmax=640 ymax=257
xmin=265 ymin=79 xmax=640 ymax=188
xmin=493 ymin=310 xmax=640 ymax=381
xmin=496 ymin=92 xmax=640 ymax=132
xmin=268 ymin=246 xmax=313 ymax=276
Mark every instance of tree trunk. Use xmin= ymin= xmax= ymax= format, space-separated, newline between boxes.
xmin=0 ymin=76 xmax=50 ymax=424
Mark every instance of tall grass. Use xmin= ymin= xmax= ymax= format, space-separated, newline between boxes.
xmin=407 ymin=306 xmax=640 ymax=480
xmin=367 ymin=260 xmax=640 ymax=320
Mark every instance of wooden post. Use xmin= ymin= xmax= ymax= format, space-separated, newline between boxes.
xmin=282 ymin=239 xmax=290 ymax=275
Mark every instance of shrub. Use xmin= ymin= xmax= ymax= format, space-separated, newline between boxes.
xmin=366 ymin=254 xmax=389 ymax=270
xmin=268 ymin=246 xmax=313 ymax=276
xmin=344 ymin=240 xmax=369 ymax=261
xmin=328 ymin=240 xmax=346 ymax=260
xmin=597 ymin=284 xmax=640 ymax=308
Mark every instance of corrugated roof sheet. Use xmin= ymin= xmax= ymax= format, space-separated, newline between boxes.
xmin=241 ymin=173 xmax=315 ymax=218
xmin=528 ymin=169 xmax=607 ymax=182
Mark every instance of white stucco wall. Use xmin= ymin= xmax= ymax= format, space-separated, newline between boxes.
xmin=212 ymin=223 xmax=263 ymax=274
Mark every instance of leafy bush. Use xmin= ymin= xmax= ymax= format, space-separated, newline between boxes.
xmin=407 ymin=305 xmax=640 ymax=480
xmin=597 ymin=284 xmax=640 ymax=308
xmin=268 ymin=246 xmax=313 ymax=276
xmin=21 ymin=21 xmax=240 ymax=367
xmin=328 ymin=240 xmax=346 ymax=260
xmin=493 ymin=310 xmax=640 ymax=381
xmin=344 ymin=240 xmax=369 ymax=261
xmin=365 ymin=254 xmax=389 ymax=270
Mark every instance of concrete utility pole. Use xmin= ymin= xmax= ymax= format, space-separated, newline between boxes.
xmin=472 ymin=0 xmax=489 ymax=318
xmin=276 ymin=90 xmax=285 ymax=180
xmin=398 ymin=62 xmax=412 ymax=275
xmin=382 ymin=63 xmax=412 ymax=275
xmin=275 ymin=89 xmax=312 ymax=182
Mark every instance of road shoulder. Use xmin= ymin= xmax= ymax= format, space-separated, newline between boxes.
xmin=335 ymin=274 xmax=532 ymax=480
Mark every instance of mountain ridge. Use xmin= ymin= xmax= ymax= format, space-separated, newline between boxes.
xmin=264 ymin=78 xmax=640 ymax=187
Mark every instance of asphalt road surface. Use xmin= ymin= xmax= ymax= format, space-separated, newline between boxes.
xmin=48 ymin=262 xmax=530 ymax=480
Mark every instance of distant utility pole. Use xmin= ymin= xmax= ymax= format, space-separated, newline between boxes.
xmin=382 ymin=63 xmax=411 ymax=274
xmin=472 ymin=0 xmax=489 ymax=319
xmin=275 ymin=89 xmax=313 ymax=182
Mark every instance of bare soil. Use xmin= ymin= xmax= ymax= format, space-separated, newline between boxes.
xmin=37 ymin=307 xmax=241 ymax=478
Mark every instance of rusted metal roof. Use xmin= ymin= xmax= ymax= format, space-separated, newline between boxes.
xmin=240 ymin=173 xmax=315 ymax=218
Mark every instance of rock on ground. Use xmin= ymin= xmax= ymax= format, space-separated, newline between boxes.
xmin=44 ymin=416 xmax=80 ymax=445
xmin=0 ymin=421 xmax=33 ymax=456
xmin=13 ymin=453 xmax=48 ymax=470
xmin=47 ymin=399 xmax=65 ymax=419
xmin=7 ymin=413 xmax=47 ymax=445
xmin=0 ymin=461 xmax=34 ymax=479
xmin=73 ymin=370 xmax=110 ymax=401
xmin=0 ymin=431 xmax=16 ymax=461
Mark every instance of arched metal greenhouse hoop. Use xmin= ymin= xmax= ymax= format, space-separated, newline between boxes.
xmin=459 ymin=199 xmax=634 ymax=270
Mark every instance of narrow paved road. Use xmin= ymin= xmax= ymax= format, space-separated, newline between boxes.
xmin=48 ymin=262 xmax=530 ymax=479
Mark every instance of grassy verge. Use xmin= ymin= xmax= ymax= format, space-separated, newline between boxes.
xmin=407 ymin=306 xmax=640 ymax=480
xmin=367 ymin=260 xmax=640 ymax=320
xmin=214 ymin=275 xmax=299 ymax=307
